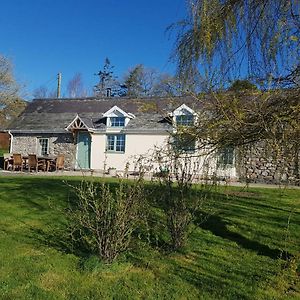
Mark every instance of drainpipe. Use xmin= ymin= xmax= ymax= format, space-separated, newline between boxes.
xmin=8 ymin=130 xmax=13 ymax=153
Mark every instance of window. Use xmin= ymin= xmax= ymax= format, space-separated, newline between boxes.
xmin=218 ymin=146 xmax=234 ymax=166
xmin=110 ymin=117 xmax=125 ymax=127
xmin=173 ymin=134 xmax=196 ymax=153
xmin=176 ymin=115 xmax=194 ymax=126
xmin=38 ymin=138 xmax=49 ymax=156
xmin=106 ymin=134 xmax=125 ymax=152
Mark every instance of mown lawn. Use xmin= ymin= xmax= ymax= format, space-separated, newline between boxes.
xmin=0 ymin=176 xmax=299 ymax=299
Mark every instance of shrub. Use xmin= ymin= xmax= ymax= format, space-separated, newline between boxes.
xmin=66 ymin=179 xmax=145 ymax=263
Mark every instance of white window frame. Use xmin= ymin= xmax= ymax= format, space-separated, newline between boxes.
xmin=110 ymin=116 xmax=126 ymax=127
xmin=37 ymin=138 xmax=49 ymax=156
xmin=172 ymin=104 xmax=196 ymax=128
xmin=106 ymin=134 xmax=126 ymax=153
xmin=103 ymin=105 xmax=135 ymax=128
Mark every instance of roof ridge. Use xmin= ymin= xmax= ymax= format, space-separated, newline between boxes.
xmin=32 ymin=95 xmax=192 ymax=102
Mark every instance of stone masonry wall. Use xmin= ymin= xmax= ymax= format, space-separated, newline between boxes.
xmin=11 ymin=133 xmax=76 ymax=169
xmin=237 ymin=143 xmax=300 ymax=185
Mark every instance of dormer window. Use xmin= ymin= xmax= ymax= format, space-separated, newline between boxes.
xmin=176 ymin=115 xmax=194 ymax=126
xmin=172 ymin=104 xmax=196 ymax=127
xmin=110 ymin=117 xmax=125 ymax=127
xmin=103 ymin=105 xmax=135 ymax=128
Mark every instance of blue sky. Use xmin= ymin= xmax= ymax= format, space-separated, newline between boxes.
xmin=0 ymin=0 xmax=186 ymax=99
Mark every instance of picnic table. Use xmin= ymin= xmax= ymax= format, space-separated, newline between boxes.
xmin=4 ymin=154 xmax=56 ymax=172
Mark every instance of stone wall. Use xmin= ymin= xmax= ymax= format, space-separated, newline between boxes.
xmin=237 ymin=143 xmax=300 ymax=185
xmin=11 ymin=133 xmax=76 ymax=169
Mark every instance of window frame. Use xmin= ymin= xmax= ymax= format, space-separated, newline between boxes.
xmin=217 ymin=146 xmax=234 ymax=167
xmin=37 ymin=138 xmax=49 ymax=156
xmin=110 ymin=116 xmax=125 ymax=127
xmin=173 ymin=134 xmax=196 ymax=153
xmin=106 ymin=134 xmax=126 ymax=153
xmin=175 ymin=114 xmax=194 ymax=126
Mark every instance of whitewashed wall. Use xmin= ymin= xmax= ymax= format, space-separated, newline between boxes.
xmin=90 ymin=133 xmax=237 ymax=180
xmin=90 ymin=133 xmax=169 ymax=171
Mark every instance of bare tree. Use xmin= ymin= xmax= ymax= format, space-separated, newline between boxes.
xmin=33 ymin=86 xmax=48 ymax=98
xmin=0 ymin=54 xmax=25 ymax=129
xmin=0 ymin=54 xmax=19 ymax=106
xmin=67 ymin=73 xmax=87 ymax=98
xmin=66 ymin=178 xmax=146 ymax=263
xmin=123 ymin=65 xmax=196 ymax=97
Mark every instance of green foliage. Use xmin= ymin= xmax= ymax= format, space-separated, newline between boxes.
xmin=172 ymin=0 xmax=299 ymax=88
xmin=228 ymin=79 xmax=257 ymax=91
xmin=189 ymin=89 xmax=300 ymax=183
xmin=0 ymin=148 xmax=6 ymax=157
xmin=137 ymin=101 xmax=157 ymax=112
xmin=0 ymin=176 xmax=299 ymax=299
xmin=123 ymin=64 xmax=147 ymax=97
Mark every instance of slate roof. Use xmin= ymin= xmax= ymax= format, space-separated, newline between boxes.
xmin=7 ymin=96 xmax=199 ymax=133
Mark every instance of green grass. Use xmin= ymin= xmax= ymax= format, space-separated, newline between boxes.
xmin=0 ymin=176 xmax=299 ymax=299
xmin=0 ymin=148 xmax=9 ymax=157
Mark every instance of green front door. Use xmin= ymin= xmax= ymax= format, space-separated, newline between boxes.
xmin=76 ymin=131 xmax=91 ymax=169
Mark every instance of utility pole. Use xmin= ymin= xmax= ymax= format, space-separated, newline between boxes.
xmin=57 ymin=72 xmax=62 ymax=98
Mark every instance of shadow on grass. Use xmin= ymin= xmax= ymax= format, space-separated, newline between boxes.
xmin=197 ymin=213 xmax=292 ymax=260
xmin=29 ymin=226 xmax=91 ymax=259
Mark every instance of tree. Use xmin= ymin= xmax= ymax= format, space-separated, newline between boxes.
xmin=123 ymin=64 xmax=194 ymax=97
xmin=171 ymin=0 xmax=300 ymax=88
xmin=32 ymin=86 xmax=57 ymax=98
xmin=152 ymin=73 xmax=180 ymax=97
xmin=0 ymin=54 xmax=19 ymax=106
xmin=94 ymin=58 xmax=120 ymax=97
xmin=0 ymin=54 xmax=25 ymax=129
xmin=33 ymin=86 xmax=48 ymax=98
xmin=228 ymin=79 xmax=257 ymax=92
xmin=170 ymin=1 xmax=300 ymax=186
xmin=0 ymin=98 xmax=27 ymax=129
xmin=67 ymin=73 xmax=87 ymax=98
xmin=123 ymin=64 xmax=158 ymax=97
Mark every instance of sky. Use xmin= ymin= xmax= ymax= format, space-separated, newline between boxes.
xmin=0 ymin=0 xmax=187 ymax=99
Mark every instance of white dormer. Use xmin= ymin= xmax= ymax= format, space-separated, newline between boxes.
xmin=103 ymin=105 xmax=135 ymax=128
xmin=171 ymin=104 xmax=196 ymax=126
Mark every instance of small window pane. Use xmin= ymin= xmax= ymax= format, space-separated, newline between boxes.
xmin=111 ymin=117 xmax=125 ymax=127
xmin=218 ymin=147 xmax=234 ymax=166
xmin=106 ymin=134 xmax=125 ymax=152
xmin=39 ymin=138 xmax=49 ymax=156
xmin=176 ymin=115 xmax=194 ymax=126
xmin=107 ymin=135 xmax=115 ymax=151
xmin=173 ymin=134 xmax=195 ymax=153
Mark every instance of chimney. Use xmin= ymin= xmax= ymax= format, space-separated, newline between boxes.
xmin=106 ymin=88 xmax=112 ymax=97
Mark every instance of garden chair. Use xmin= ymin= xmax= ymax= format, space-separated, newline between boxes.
xmin=28 ymin=154 xmax=45 ymax=172
xmin=3 ymin=153 xmax=12 ymax=170
xmin=47 ymin=154 xmax=64 ymax=172
xmin=12 ymin=154 xmax=23 ymax=171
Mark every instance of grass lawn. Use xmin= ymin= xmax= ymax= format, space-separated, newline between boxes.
xmin=0 ymin=176 xmax=299 ymax=299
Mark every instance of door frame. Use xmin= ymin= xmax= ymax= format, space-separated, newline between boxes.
xmin=75 ymin=131 xmax=91 ymax=169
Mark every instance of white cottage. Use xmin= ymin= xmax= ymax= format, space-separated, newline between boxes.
xmin=7 ymin=96 xmax=236 ymax=178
